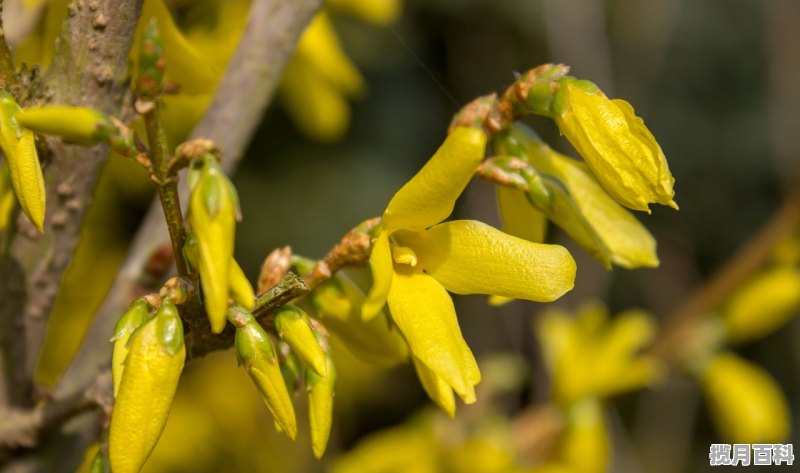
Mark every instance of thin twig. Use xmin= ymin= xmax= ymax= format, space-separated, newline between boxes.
xmin=142 ymin=104 xmax=190 ymax=277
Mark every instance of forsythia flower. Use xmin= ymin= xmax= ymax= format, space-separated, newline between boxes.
xmin=558 ymin=399 xmax=611 ymax=473
xmin=0 ymin=90 xmax=45 ymax=231
xmin=721 ymin=266 xmax=800 ymax=343
xmin=362 ymin=127 xmax=576 ymax=412
xmin=537 ymin=303 xmax=663 ymax=406
xmin=274 ymin=305 xmax=328 ymax=377
xmin=279 ymin=12 xmax=366 ymax=142
xmin=110 ymin=298 xmax=185 ymax=473
xmin=700 ymin=352 xmax=790 ymax=444
xmin=551 ymin=77 xmax=677 ymax=213
xmin=494 ymin=124 xmax=659 ymax=269
xmin=110 ymin=298 xmax=150 ymax=397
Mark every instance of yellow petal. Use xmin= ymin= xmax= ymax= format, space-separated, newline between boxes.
xmin=311 ymin=273 xmax=408 ymax=366
xmin=362 ymin=231 xmax=393 ymax=320
xmin=404 ymin=220 xmax=576 ymax=302
xmin=497 ymin=185 xmax=548 ymax=243
xmin=722 ymin=267 xmax=800 ymax=343
xmin=701 ymin=352 xmax=790 ymax=444
xmin=387 ymin=271 xmax=480 ymax=403
xmin=228 ymin=258 xmax=255 ymax=309
xmin=553 ymin=80 xmax=676 ymax=212
xmin=295 ymin=13 xmax=365 ymax=97
xmin=274 ymin=306 xmax=328 ymax=377
xmin=412 ymin=356 xmax=456 ymax=417
xmin=279 ymin=54 xmax=352 ymax=143
xmin=561 ymin=399 xmax=611 ymax=473
xmin=110 ymin=299 xmax=150 ymax=398
xmin=307 ymin=357 xmax=336 ymax=459
xmin=499 ymin=123 xmax=659 ymax=268
xmin=383 ymin=127 xmax=486 ymax=231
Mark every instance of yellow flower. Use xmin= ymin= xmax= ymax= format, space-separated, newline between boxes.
xmin=537 ymin=303 xmax=663 ymax=405
xmin=551 ymin=78 xmax=677 ymax=213
xmin=326 ymin=0 xmax=402 ymax=25
xmin=362 ymin=127 xmax=576 ymax=410
xmin=274 ymin=305 xmax=328 ymax=377
xmin=559 ymin=399 xmax=610 ymax=473
xmin=110 ymin=298 xmax=150 ymax=397
xmin=279 ymin=12 xmax=366 ymax=142
xmin=721 ymin=266 xmax=800 ymax=343
xmin=700 ymin=352 xmax=790 ymax=444
xmin=494 ymin=124 xmax=659 ymax=269
xmin=306 ymin=355 xmax=336 ymax=459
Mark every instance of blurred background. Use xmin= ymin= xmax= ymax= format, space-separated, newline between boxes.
xmin=17 ymin=0 xmax=800 ymax=471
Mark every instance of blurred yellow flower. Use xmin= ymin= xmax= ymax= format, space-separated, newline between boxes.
xmin=279 ymin=12 xmax=366 ymax=143
xmin=552 ymin=78 xmax=677 ymax=213
xmin=700 ymin=351 xmax=790 ymax=444
xmin=537 ymin=303 xmax=663 ymax=406
xmin=721 ymin=266 xmax=800 ymax=343
xmin=362 ymin=127 xmax=576 ymax=412
xmin=558 ymin=399 xmax=611 ymax=473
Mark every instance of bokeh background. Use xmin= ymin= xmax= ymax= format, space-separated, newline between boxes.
xmin=22 ymin=0 xmax=800 ymax=472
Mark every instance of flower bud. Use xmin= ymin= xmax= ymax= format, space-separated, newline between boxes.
xmin=306 ymin=355 xmax=336 ymax=459
xmin=274 ymin=305 xmax=328 ymax=377
xmin=234 ymin=311 xmax=297 ymax=439
xmin=0 ymin=90 xmax=45 ymax=231
xmin=109 ymin=298 xmax=185 ymax=473
xmin=189 ymin=155 xmax=240 ymax=333
xmin=110 ymin=299 xmax=150 ymax=397
xmin=722 ymin=267 xmax=800 ymax=343
xmin=701 ymin=352 xmax=789 ymax=443
xmin=16 ymin=106 xmax=113 ymax=145
xmin=551 ymin=78 xmax=677 ymax=212
xmin=278 ymin=341 xmax=303 ymax=394
xmin=136 ymin=19 xmax=165 ymax=99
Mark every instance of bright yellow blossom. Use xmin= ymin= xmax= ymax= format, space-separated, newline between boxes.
xmin=495 ymin=124 xmax=659 ymax=269
xmin=537 ymin=303 xmax=663 ymax=406
xmin=362 ymin=127 xmax=576 ymax=410
xmin=701 ymin=352 xmax=790 ymax=444
xmin=551 ymin=78 xmax=677 ymax=213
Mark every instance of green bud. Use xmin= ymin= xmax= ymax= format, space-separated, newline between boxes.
xmin=521 ymin=64 xmax=570 ymax=117
xmin=155 ymin=298 xmax=184 ymax=357
xmin=16 ymin=106 xmax=113 ymax=145
xmin=110 ymin=299 xmax=151 ymax=397
xmin=306 ymin=355 xmax=336 ymax=459
xmin=274 ymin=305 xmax=328 ymax=377
xmin=235 ymin=317 xmax=297 ymax=440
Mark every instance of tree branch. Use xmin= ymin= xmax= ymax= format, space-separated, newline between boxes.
xmin=0 ymin=0 xmax=143 ymax=409
xmin=58 ymin=0 xmax=322 ymax=396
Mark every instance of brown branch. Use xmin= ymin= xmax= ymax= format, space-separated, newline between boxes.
xmin=58 ymin=0 xmax=322 ymax=396
xmin=647 ymin=192 xmax=800 ymax=361
xmin=0 ymin=370 xmax=110 ymax=456
xmin=0 ymin=0 xmax=143 ymax=410
xmin=0 ymin=0 xmax=19 ymax=91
